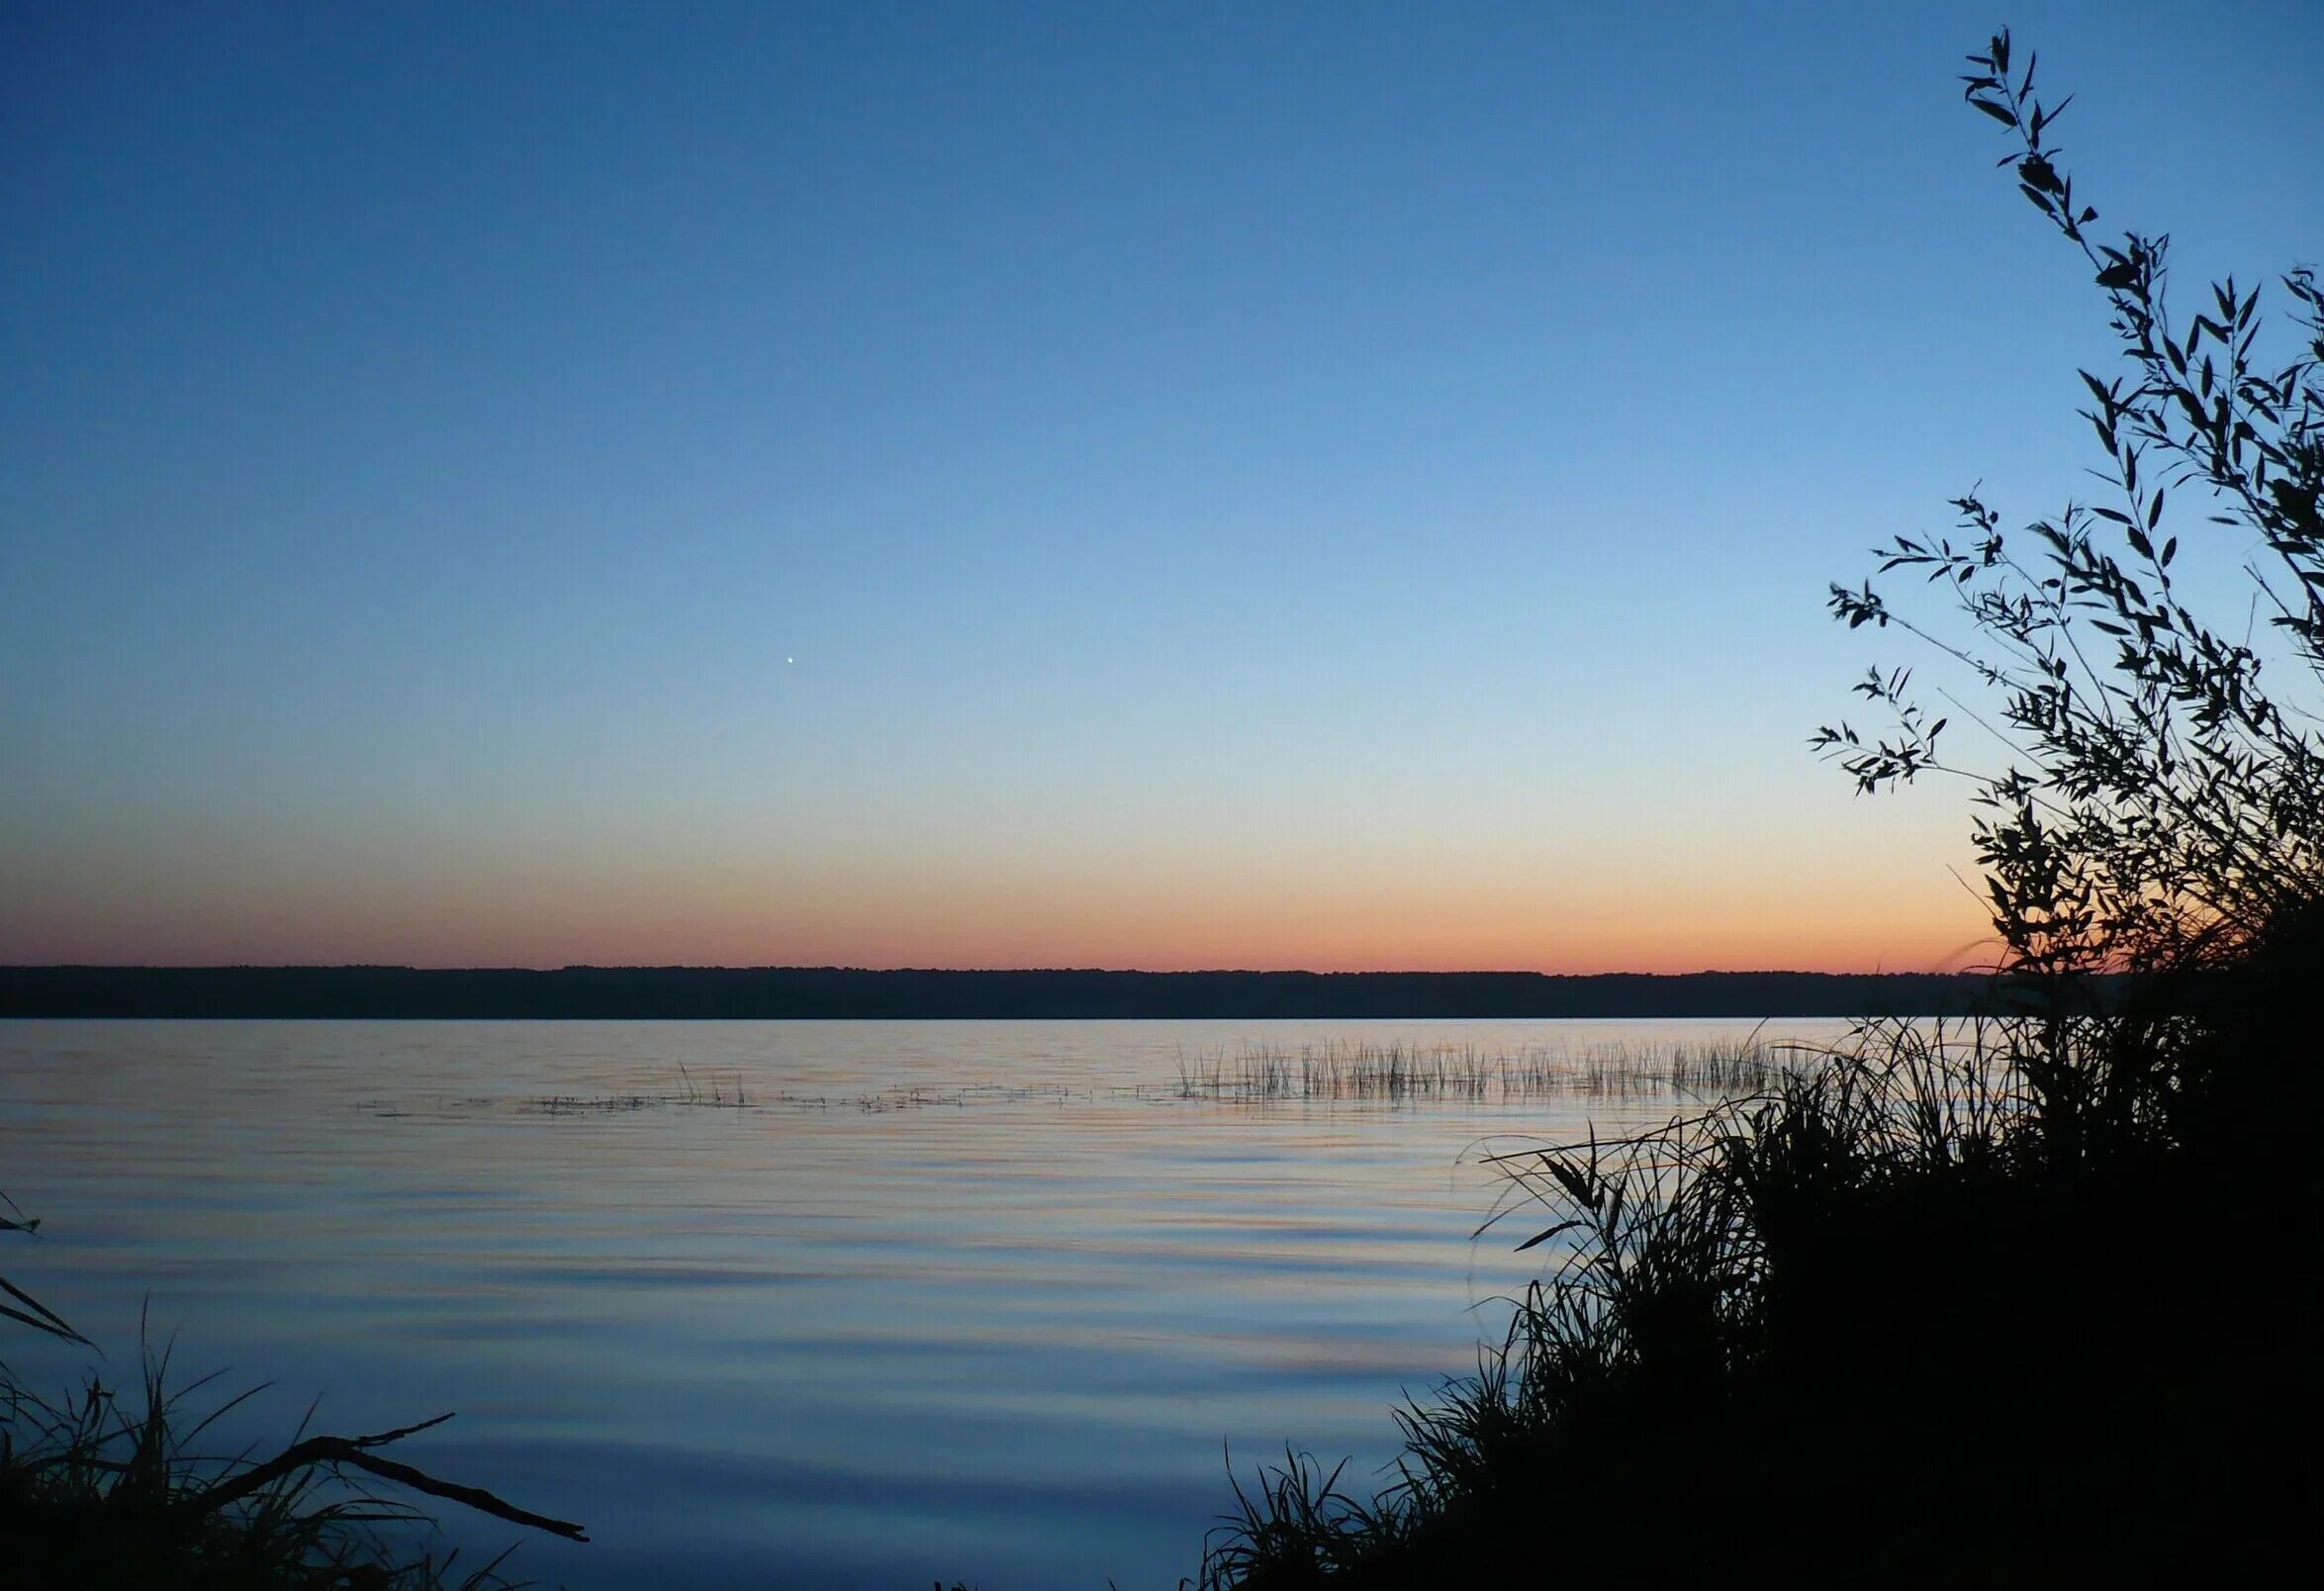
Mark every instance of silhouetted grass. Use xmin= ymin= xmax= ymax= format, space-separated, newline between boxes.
xmin=2 ymin=1206 xmax=583 ymax=1590
xmin=1162 ymin=1037 xmax=1784 ymax=1105
xmin=0 ymin=1336 xmax=584 ymax=1591
xmin=1198 ymin=961 xmax=2321 ymax=1586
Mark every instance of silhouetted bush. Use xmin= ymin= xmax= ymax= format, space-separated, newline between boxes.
xmin=1201 ymin=32 xmax=2322 ymax=1587
xmin=1819 ymin=29 xmax=2323 ymax=991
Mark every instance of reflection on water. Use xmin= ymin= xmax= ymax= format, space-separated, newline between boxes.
xmin=0 ymin=1018 xmax=1842 ymax=1589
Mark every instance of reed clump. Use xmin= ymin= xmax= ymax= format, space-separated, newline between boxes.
xmin=1 ymin=1216 xmax=583 ymax=1589
xmin=0 ymin=1346 xmax=585 ymax=1591
xmin=1165 ymin=1038 xmax=1783 ymax=1105
xmin=1198 ymin=957 xmax=2321 ymax=1587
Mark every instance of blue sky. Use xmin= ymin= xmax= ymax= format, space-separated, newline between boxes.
xmin=4 ymin=1 xmax=2318 ymax=970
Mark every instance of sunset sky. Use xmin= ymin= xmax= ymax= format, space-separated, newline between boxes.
xmin=4 ymin=1 xmax=2318 ymax=973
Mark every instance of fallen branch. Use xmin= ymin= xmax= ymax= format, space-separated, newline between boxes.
xmin=176 ymin=1413 xmax=590 ymax=1543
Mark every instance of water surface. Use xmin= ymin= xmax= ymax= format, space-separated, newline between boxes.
xmin=0 ymin=1018 xmax=1841 ymax=1588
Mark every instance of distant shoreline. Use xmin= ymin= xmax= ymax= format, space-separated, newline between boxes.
xmin=0 ymin=966 xmax=2014 ymax=1020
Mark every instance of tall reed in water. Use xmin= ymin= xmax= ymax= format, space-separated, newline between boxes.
xmin=1169 ymin=1038 xmax=1783 ymax=1104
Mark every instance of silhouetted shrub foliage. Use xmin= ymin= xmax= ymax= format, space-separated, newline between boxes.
xmin=1203 ymin=32 xmax=2320 ymax=1588
xmin=1818 ymin=29 xmax=2324 ymax=985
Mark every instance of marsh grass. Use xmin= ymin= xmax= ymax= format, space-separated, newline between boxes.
xmin=373 ymin=1068 xmax=1082 ymax=1119
xmin=1 ymin=1192 xmax=86 ymax=1349
xmin=0 ymin=1328 xmax=585 ymax=1590
xmin=3 ymin=1198 xmax=583 ymax=1590
xmin=372 ymin=1044 xmax=1782 ymax=1124
xmin=1198 ymin=999 xmax=2317 ymax=1586
xmin=1161 ymin=1037 xmax=1785 ymax=1105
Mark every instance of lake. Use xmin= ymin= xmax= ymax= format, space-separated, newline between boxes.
xmin=0 ymin=1017 xmax=1845 ymax=1588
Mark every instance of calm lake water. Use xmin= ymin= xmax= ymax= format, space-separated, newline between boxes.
xmin=1 ymin=1018 xmax=1844 ymax=1589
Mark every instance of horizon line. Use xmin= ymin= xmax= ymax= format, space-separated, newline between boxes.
xmin=1 ymin=963 xmax=1998 ymax=979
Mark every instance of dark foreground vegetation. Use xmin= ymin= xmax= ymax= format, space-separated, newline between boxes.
xmin=0 ymin=1280 xmax=584 ymax=1590
xmin=1201 ymin=32 xmax=2323 ymax=1589
xmin=4 ymin=27 xmax=2316 ymax=1591
xmin=1201 ymin=983 xmax=2318 ymax=1586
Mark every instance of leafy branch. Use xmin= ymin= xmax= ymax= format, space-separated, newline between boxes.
xmin=1817 ymin=28 xmax=2324 ymax=979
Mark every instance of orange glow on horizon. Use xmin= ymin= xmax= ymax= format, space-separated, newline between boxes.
xmin=0 ymin=843 xmax=1997 ymax=977
xmin=0 ymin=778 xmax=1997 ymax=976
